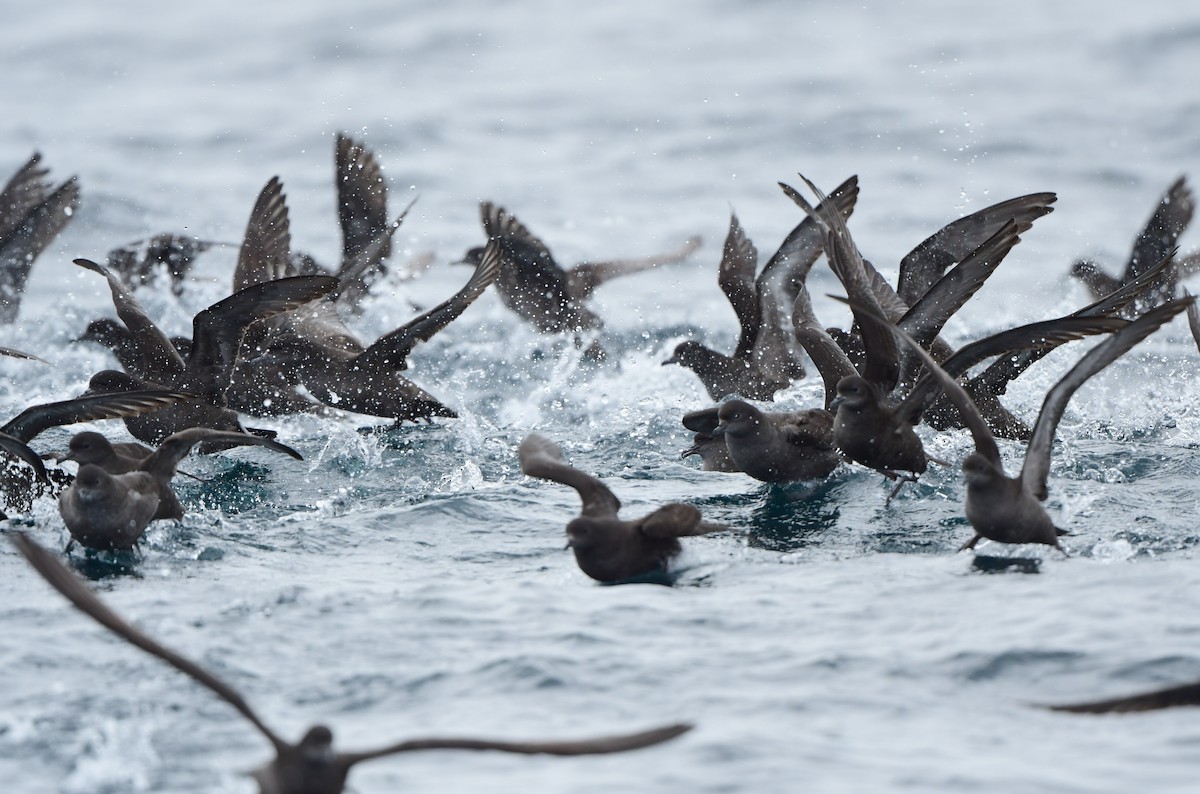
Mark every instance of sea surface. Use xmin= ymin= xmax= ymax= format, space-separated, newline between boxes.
xmin=2 ymin=1 xmax=1200 ymax=792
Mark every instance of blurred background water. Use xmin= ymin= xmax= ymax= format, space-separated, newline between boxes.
xmin=2 ymin=1 xmax=1200 ymax=791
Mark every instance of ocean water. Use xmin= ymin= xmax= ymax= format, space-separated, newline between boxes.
xmin=2 ymin=1 xmax=1200 ymax=791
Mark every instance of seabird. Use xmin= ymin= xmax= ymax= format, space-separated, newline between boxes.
xmin=104 ymin=134 xmax=426 ymax=306
xmin=782 ymin=174 xmax=1026 ymax=497
xmin=252 ymin=238 xmax=502 ymax=422
xmin=780 ymin=180 xmax=1056 ymax=439
xmin=11 ymin=532 xmax=691 ymax=793
xmin=873 ymin=297 xmax=1191 ymax=550
xmin=75 ymin=256 xmax=336 ymax=444
xmin=0 ymin=389 xmax=193 ymax=514
xmin=1069 ymin=176 xmax=1195 ymax=311
xmin=710 ymin=400 xmax=841 ymax=483
xmin=469 ymin=201 xmax=700 ymax=335
xmin=59 ymin=427 xmax=301 ymax=552
xmin=0 ymin=152 xmax=80 ymax=324
xmin=679 ymin=408 xmax=740 ymax=472
xmin=663 ymin=177 xmax=858 ymax=400
xmin=518 ymin=433 xmax=728 ymax=582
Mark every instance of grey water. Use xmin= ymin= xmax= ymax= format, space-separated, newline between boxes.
xmin=3 ymin=1 xmax=1200 ymax=791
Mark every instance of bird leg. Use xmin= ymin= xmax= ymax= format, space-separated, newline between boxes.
xmin=882 ymin=470 xmax=919 ymax=505
xmin=925 ymin=453 xmax=951 ymax=467
xmin=958 ymin=533 xmax=983 ymax=551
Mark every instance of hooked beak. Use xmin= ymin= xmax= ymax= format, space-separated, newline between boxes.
xmin=680 ymin=444 xmax=700 ymax=459
xmin=711 ymin=423 xmax=727 ymax=438
xmin=828 ymin=396 xmax=845 ymax=412
xmin=661 ymin=356 xmax=677 ymax=366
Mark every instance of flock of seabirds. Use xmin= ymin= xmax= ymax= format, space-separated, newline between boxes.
xmin=3 ymin=136 xmax=1200 ymax=790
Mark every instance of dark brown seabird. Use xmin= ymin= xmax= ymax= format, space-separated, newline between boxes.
xmin=253 ymin=238 xmax=503 ymax=423
xmin=782 ymin=179 xmax=1057 ymax=440
xmin=11 ymin=532 xmax=691 ymax=794
xmin=60 ymin=430 xmax=153 ymax=474
xmin=469 ymin=201 xmax=700 ymax=335
xmin=1069 ymin=175 xmax=1195 ymax=311
xmin=224 ymin=175 xmax=486 ymax=423
xmin=0 ymin=152 xmax=80 ymax=324
xmin=0 ymin=389 xmax=194 ymax=514
xmin=782 ymin=173 xmax=1027 ymax=498
xmin=680 ymin=407 xmax=740 ymax=472
xmin=75 ymin=255 xmax=336 ymax=445
xmin=663 ymin=176 xmax=858 ymax=400
xmin=710 ymin=400 xmax=841 ymax=483
xmin=103 ymin=134 xmax=426 ymax=308
xmin=875 ymin=297 xmax=1191 ymax=550
xmin=59 ymin=427 xmax=302 ymax=552
xmin=518 ymin=433 xmax=729 ymax=582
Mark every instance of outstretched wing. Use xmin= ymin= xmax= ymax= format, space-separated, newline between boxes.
xmin=1020 ymin=298 xmax=1190 ymax=501
xmin=10 ymin=533 xmax=288 ymax=753
xmin=0 ymin=431 xmax=47 ymax=482
xmin=0 ymin=176 xmax=79 ymax=320
xmin=336 ymin=197 xmax=417 ymax=309
xmin=518 ymin=433 xmax=620 ymax=518
xmin=1047 ymin=680 xmax=1200 ymax=714
xmin=339 ymin=723 xmax=692 ymax=767
xmin=0 ymin=345 xmax=43 ymax=362
xmin=74 ymin=258 xmax=186 ymax=380
xmin=760 ymin=174 xmax=859 ymax=301
xmin=895 ymin=315 xmax=1127 ymax=426
xmin=140 ymin=427 xmax=301 ymax=479
xmin=782 ymin=175 xmax=898 ymax=391
xmin=0 ymin=153 xmax=53 ymax=235
xmin=897 ymin=220 xmax=1021 ymax=354
xmin=639 ymin=503 xmax=728 ymax=539
xmin=975 ymin=252 xmax=1176 ymax=397
xmin=336 ymin=132 xmax=391 ymax=269
xmin=232 ymin=177 xmax=291 ymax=292
xmin=717 ymin=214 xmax=760 ymax=359
xmin=898 ymin=192 xmax=1055 ymax=305
xmin=353 ymin=239 xmax=501 ymax=372
xmin=791 ymin=282 xmax=857 ymax=409
xmin=1121 ymin=176 xmax=1193 ymax=290
xmin=567 ymin=235 xmax=701 ymax=300
xmin=745 ymin=175 xmax=858 ymax=381
xmin=0 ymin=390 xmax=193 ymax=443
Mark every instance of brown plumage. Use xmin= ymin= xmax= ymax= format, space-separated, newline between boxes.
xmin=75 ymin=255 xmax=336 ymax=444
xmin=0 ymin=152 xmax=80 ymax=323
xmin=1069 ymin=175 xmax=1194 ymax=311
xmin=664 ymin=178 xmax=858 ymax=399
xmin=680 ymin=407 xmax=741 ymax=472
xmin=11 ymin=532 xmax=691 ymax=794
xmin=471 ymin=201 xmax=700 ymax=334
xmin=519 ymin=433 xmax=729 ymax=582
xmin=875 ymin=297 xmax=1191 ymax=550
xmin=783 ymin=174 xmax=1026 ymax=496
xmin=1048 ymin=680 xmax=1200 ymax=714
xmin=710 ymin=400 xmax=841 ymax=484
xmin=0 ymin=389 xmax=194 ymax=514
xmin=59 ymin=427 xmax=302 ymax=551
